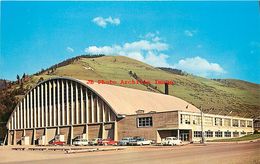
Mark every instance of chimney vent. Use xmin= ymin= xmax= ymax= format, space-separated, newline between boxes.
xmin=165 ymin=83 xmax=169 ymax=95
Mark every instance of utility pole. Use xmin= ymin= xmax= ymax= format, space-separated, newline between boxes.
xmin=200 ymin=106 xmax=205 ymax=144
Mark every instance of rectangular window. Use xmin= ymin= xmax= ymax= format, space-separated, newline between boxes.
xmin=224 ymin=131 xmax=231 ymax=137
xmin=240 ymin=120 xmax=246 ymax=127
xmin=194 ymin=131 xmax=202 ymax=137
xmin=247 ymin=121 xmax=252 ymax=127
xmin=137 ymin=117 xmax=153 ymax=127
xmin=205 ymin=131 xmax=213 ymax=137
xmin=204 ymin=117 xmax=213 ymax=126
xmin=215 ymin=118 xmax=222 ymax=126
xmin=181 ymin=114 xmax=190 ymax=124
xmin=241 ymin=131 xmax=246 ymax=135
xmin=232 ymin=119 xmax=239 ymax=127
xmin=215 ymin=131 xmax=223 ymax=137
xmin=193 ymin=116 xmax=201 ymax=125
xmin=233 ymin=132 xmax=239 ymax=137
xmin=224 ymin=119 xmax=231 ymax=127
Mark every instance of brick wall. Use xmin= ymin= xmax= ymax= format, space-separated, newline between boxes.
xmin=88 ymin=124 xmax=102 ymax=139
xmin=117 ymin=111 xmax=178 ymax=141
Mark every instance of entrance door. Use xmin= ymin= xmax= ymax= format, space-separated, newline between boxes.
xmin=180 ymin=133 xmax=189 ymax=141
xmin=180 ymin=130 xmax=190 ymax=141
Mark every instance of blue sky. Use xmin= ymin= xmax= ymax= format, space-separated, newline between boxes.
xmin=1 ymin=1 xmax=260 ymax=83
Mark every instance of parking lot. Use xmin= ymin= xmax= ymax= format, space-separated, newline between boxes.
xmin=1 ymin=141 xmax=259 ymax=164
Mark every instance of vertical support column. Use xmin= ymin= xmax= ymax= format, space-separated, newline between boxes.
xmin=102 ymin=102 xmax=105 ymax=122
xmin=70 ymin=82 xmax=74 ymax=125
xmin=85 ymin=125 xmax=88 ymax=140
xmin=57 ymin=80 xmax=60 ymax=126
xmin=113 ymin=121 xmax=118 ymax=141
xmin=30 ymin=91 xmax=33 ymax=128
xmin=85 ymin=90 xmax=89 ymax=123
xmin=57 ymin=127 xmax=60 ymax=135
xmin=7 ymin=131 xmax=10 ymax=145
xmin=11 ymin=115 xmax=14 ymax=130
xmin=14 ymin=105 xmax=20 ymax=129
xmin=85 ymin=89 xmax=89 ymax=140
xmin=66 ymin=81 xmax=69 ymax=125
xmin=75 ymin=84 xmax=79 ymax=124
xmin=20 ymin=102 xmax=23 ymax=129
xmin=26 ymin=94 xmax=29 ymax=128
xmin=70 ymin=126 xmax=74 ymax=145
xmin=97 ymin=98 xmax=100 ymax=123
xmin=23 ymin=99 xmax=26 ymax=129
xmin=108 ymin=108 xmax=111 ymax=122
xmin=61 ymin=80 xmax=65 ymax=126
xmin=45 ymin=83 xmax=48 ymax=127
xmin=91 ymin=92 xmax=94 ymax=123
xmin=13 ymin=130 xmax=17 ymax=145
xmin=177 ymin=129 xmax=180 ymax=140
xmin=44 ymin=128 xmax=48 ymax=145
xmin=49 ymin=81 xmax=52 ymax=127
xmin=53 ymin=80 xmax=56 ymax=126
xmin=33 ymin=88 xmax=37 ymax=128
xmin=32 ymin=129 xmax=36 ymax=145
xmin=14 ymin=111 xmax=17 ymax=130
xmin=17 ymin=106 xmax=20 ymax=129
xmin=80 ymin=86 xmax=83 ymax=124
xmin=41 ymin=84 xmax=44 ymax=127
xmin=37 ymin=86 xmax=40 ymax=127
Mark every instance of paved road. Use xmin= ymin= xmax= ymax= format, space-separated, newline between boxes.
xmin=3 ymin=142 xmax=260 ymax=164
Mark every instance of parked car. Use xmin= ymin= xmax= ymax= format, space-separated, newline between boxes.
xmin=118 ymin=137 xmax=133 ymax=146
xmin=49 ymin=140 xmax=66 ymax=146
xmin=89 ymin=138 xmax=102 ymax=146
xmin=73 ymin=139 xmax=89 ymax=146
xmin=99 ymin=138 xmax=117 ymax=146
xmin=129 ymin=137 xmax=152 ymax=146
xmin=161 ymin=137 xmax=182 ymax=146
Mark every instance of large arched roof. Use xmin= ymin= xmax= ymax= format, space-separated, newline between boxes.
xmin=77 ymin=79 xmax=201 ymax=115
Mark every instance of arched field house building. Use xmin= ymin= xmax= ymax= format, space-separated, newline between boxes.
xmin=5 ymin=77 xmax=253 ymax=145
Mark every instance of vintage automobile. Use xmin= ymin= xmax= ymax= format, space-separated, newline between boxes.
xmin=129 ymin=137 xmax=152 ymax=146
xmin=161 ymin=137 xmax=182 ymax=146
xmin=89 ymin=138 xmax=102 ymax=146
xmin=118 ymin=137 xmax=133 ymax=146
xmin=73 ymin=139 xmax=89 ymax=146
xmin=49 ymin=140 xmax=66 ymax=146
xmin=99 ymin=138 xmax=118 ymax=146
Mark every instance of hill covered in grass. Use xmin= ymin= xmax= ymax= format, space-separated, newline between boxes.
xmin=1 ymin=55 xmax=260 ymax=123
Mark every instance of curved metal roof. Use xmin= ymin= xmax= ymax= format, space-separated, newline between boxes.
xmin=78 ymin=79 xmax=201 ymax=115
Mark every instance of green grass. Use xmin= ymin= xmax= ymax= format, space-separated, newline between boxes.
xmin=209 ymin=134 xmax=260 ymax=142
xmin=11 ymin=55 xmax=260 ymax=118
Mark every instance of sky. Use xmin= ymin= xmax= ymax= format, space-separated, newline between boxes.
xmin=1 ymin=1 xmax=260 ymax=83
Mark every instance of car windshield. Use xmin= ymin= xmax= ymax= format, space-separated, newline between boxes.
xmin=137 ymin=138 xmax=144 ymax=141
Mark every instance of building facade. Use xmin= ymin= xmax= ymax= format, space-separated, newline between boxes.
xmin=5 ymin=77 xmax=253 ymax=145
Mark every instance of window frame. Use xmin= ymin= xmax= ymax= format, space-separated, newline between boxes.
xmin=137 ymin=117 xmax=153 ymax=128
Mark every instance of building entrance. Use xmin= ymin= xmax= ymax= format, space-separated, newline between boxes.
xmin=180 ymin=130 xmax=191 ymax=141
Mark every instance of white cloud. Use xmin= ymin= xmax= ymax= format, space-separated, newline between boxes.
xmin=92 ymin=16 xmax=120 ymax=28
xmin=85 ymin=39 xmax=170 ymax=67
xmin=173 ymin=56 xmax=225 ymax=77
xmin=184 ymin=30 xmax=197 ymax=37
xmin=66 ymin=46 xmax=74 ymax=53
xmin=84 ymin=33 xmax=225 ymax=78
xmin=141 ymin=32 xmax=162 ymax=42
